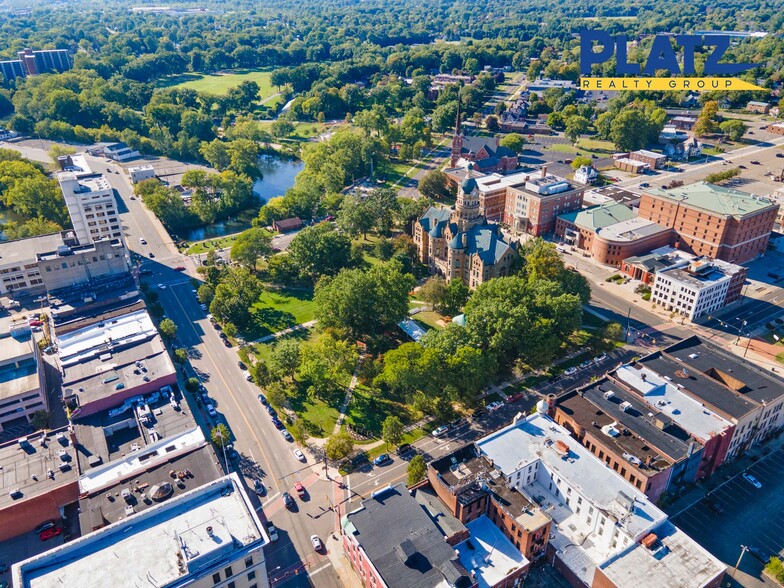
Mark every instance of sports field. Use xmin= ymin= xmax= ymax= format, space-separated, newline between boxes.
xmin=165 ymin=70 xmax=278 ymax=98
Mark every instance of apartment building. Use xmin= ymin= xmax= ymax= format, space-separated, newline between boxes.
xmin=638 ymin=182 xmax=779 ymax=264
xmin=58 ymin=172 xmax=123 ymax=245
xmin=503 ymin=167 xmax=584 ymax=236
xmin=0 ymin=315 xmax=46 ymax=434
xmin=651 ymin=257 xmax=747 ymax=321
xmin=475 ymin=408 xmax=725 ymax=588
xmin=0 ymin=233 xmax=67 ymax=296
xmin=13 ymin=474 xmax=269 ymax=588
xmin=0 ymin=48 xmax=71 ymax=81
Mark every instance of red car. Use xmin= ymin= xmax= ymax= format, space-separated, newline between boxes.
xmin=174 ymin=266 xmax=186 ymax=272
xmin=40 ymin=526 xmax=63 ymax=541
xmin=294 ymin=482 xmax=306 ymax=498
xmin=28 ymin=320 xmax=43 ymax=327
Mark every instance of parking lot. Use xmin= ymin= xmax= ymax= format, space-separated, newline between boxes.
xmin=670 ymin=447 xmax=784 ymax=587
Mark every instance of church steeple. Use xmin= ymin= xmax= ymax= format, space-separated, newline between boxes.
xmin=450 ymin=95 xmax=463 ymax=168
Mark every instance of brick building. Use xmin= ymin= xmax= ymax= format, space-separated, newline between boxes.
xmin=450 ymin=102 xmax=517 ymax=173
xmin=503 ymin=167 xmax=584 ymax=236
xmin=638 ymin=182 xmax=779 ymax=263
xmin=629 ymin=150 xmax=668 ymax=170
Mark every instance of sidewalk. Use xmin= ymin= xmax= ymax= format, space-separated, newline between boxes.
xmin=251 ymin=320 xmax=317 ymax=344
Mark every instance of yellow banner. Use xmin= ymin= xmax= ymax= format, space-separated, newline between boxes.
xmin=579 ymin=77 xmax=765 ymax=92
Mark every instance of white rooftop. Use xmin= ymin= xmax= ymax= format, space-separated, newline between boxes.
xmin=56 ymin=309 xmax=156 ymax=366
xmin=474 ymin=170 xmax=532 ymax=192
xmin=79 ymin=427 xmax=206 ymax=494
xmin=633 ymin=150 xmax=667 ymax=159
xmin=597 ymin=521 xmax=725 ymax=588
xmin=596 ymin=216 xmax=668 ymax=242
xmin=614 ymin=364 xmax=732 ymax=440
xmin=15 ymin=474 xmax=267 ymax=588
xmin=455 ymin=516 xmax=528 ymax=588
xmin=476 ymin=413 xmax=667 ymax=541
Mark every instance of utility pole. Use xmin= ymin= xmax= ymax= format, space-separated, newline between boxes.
xmin=625 ymin=307 xmax=632 ymax=342
xmin=731 ymin=545 xmax=748 ymax=580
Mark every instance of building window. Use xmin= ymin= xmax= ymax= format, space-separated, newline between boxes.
xmin=224 ymin=566 xmax=233 ymax=578
xmin=245 ymin=556 xmax=253 ymax=568
xmin=227 ymin=583 xmax=235 ymax=588
xmin=212 ymin=573 xmax=220 ymax=585
xmin=247 ymin=571 xmax=256 ymax=581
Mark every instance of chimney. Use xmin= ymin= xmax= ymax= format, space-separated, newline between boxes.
xmin=540 ymin=165 xmax=547 ymax=178
xmin=547 ymin=393 xmax=557 ymax=414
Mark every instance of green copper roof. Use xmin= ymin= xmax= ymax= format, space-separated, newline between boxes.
xmin=645 ymin=181 xmax=775 ymax=218
xmin=560 ymin=202 xmax=636 ymax=232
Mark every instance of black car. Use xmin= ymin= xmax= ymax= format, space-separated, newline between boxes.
xmin=282 ymin=491 xmax=294 ymax=509
xmin=703 ymin=498 xmax=724 ymax=515
xmin=238 ymin=361 xmax=247 ymax=370
xmin=272 ymin=417 xmax=285 ymax=430
xmin=396 ymin=443 xmax=414 ymax=456
xmin=223 ymin=338 xmax=232 ymax=347
xmin=219 ymin=332 xmax=228 ymax=340
xmin=266 ymin=405 xmax=276 ymax=416
xmin=747 ymin=546 xmax=770 ymax=564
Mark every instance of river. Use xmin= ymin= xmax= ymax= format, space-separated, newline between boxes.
xmin=182 ymin=156 xmax=304 ymax=241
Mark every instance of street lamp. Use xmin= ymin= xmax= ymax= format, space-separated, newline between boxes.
xmin=731 ymin=545 xmax=748 ymax=579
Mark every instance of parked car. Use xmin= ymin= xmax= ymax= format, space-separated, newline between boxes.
xmin=174 ymin=266 xmax=186 ymax=271
xmin=747 ymin=546 xmax=770 ymax=563
xmin=594 ymin=353 xmax=608 ymax=364
xmin=243 ymin=371 xmax=253 ymax=382
xmin=293 ymin=449 xmax=306 ymax=462
xmin=266 ymin=405 xmax=277 ymax=416
xmin=28 ymin=319 xmax=42 ymax=327
xmin=254 ymin=479 xmax=266 ymax=496
xmin=40 ymin=526 xmax=63 ymax=541
xmin=703 ymin=498 xmax=724 ymax=515
xmin=564 ymin=366 xmax=578 ymax=376
xmin=396 ymin=444 xmax=414 ymax=456
xmin=639 ymin=182 xmax=650 ymax=188
xmin=281 ymin=429 xmax=293 ymax=441
xmin=157 ymin=283 xmax=166 ymax=290
xmin=282 ymin=492 xmax=294 ymax=509
xmin=311 ymin=535 xmax=323 ymax=551
xmin=238 ymin=361 xmax=247 ymax=370
xmin=223 ymin=338 xmax=232 ymax=347
xmin=272 ymin=418 xmax=284 ymax=430
xmin=206 ymin=404 xmax=217 ymax=417
xmin=742 ymin=472 xmax=762 ymax=489
xmin=33 ymin=521 xmax=56 ymax=534
xmin=373 ymin=454 xmax=392 ymax=466
xmin=579 ymin=360 xmax=593 ymax=369
xmin=266 ymin=521 xmax=279 ymax=541
xmin=139 ymin=238 xmax=147 ymax=245
xmin=432 ymin=425 xmax=449 ymax=438
xmin=294 ymin=482 xmax=306 ymax=497
xmin=750 ymin=160 xmax=761 ymax=165
xmin=257 ymin=394 xmax=268 ymax=405
xmin=487 ymin=401 xmax=504 ymax=412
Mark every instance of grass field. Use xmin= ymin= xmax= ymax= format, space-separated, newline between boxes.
xmin=344 ymin=386 xmax=422 ymax=439
xmin=247 ymin=327 xmax=315 ymax=363
xmin=247 ymin=288 xmax=315 ymax=339
xmin=185 ymin=234 xmax=241 ymax=255
xmin=164 ymin=70 xmax=278 ymax=99
xmin=288 ymin=396 xmax=340 ymax=438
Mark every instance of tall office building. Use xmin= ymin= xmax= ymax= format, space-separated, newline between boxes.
xmin=58 ymin=172 xmax=123 ymax=245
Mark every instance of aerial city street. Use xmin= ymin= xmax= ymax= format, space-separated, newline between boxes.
xmin=1 ymin=2 xmax=784 ymax=588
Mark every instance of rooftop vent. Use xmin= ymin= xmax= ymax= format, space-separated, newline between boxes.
xmin=554 ymin=440 xmax=570 ymax=456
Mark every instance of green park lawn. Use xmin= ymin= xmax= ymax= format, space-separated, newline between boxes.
xmin=165 ymin=70 xmax=278 ymax=99
xmin=247 ymin=288 xmax=316 ymax=339
xmin=288 ymin=396 xmax=340 ymax=438
xmin=185 ymin=234 xmax=241 ymax=255
xmin=546 ymin=138 xmax=616 ymax=159
xmin=343 ymin=386 xmax=422 ymax=440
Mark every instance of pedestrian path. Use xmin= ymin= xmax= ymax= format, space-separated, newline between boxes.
xmin=251 ymin=320 xmax=317 ymax=344
xmin=332 ymin=355 xmax=364 ymax=435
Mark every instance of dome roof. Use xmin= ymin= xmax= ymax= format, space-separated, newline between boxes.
xmin=536 ymin=399 xmax=549 ymax=414
xmin=461 ymin=177 xmax=477 ymax=193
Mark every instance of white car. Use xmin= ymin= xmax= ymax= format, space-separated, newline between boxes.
xmin=594 ymin=353 xmax=608 ymax=364
xmin=294 ymin=449 xmax=306 ymax=462
xmin=206 ymin=404 xmax=217 ymax=417
xmin=266 ymin=521 xmax=279 ymax=542
xmin=243 ymin=371 xmax=253 ymax=382
xmin=200 ymin=303 xmax=208 ymax=312
xmin=431 ymin=425 xmax=449 ymax=438
xmin=157 ymin=283 xmax=166 ymax=290
xmin=310 ymin=534 xmax=323 ymax=551
xmin=742 ymin=473 xmax=762 ymax=489
xmin=487 ymin=401 xmax=504 ymax=412
xmin=139 ymin=237 xmax=147 ymax=245
xmin=564 ymin=366 xmax=578 ymax=376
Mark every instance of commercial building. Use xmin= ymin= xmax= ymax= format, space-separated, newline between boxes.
xmin=56 ymin=307 xmax=176 ymax=418
xmin=638 ymin=182 xmax=779 ymax=263
xmin=0 ymin=233 xmax=66 ymax=296
xmin=620 ymin=246 xmax=694 ymax=284
xmin=0 ymin=48 xmax=71 ymax=82
xmin=629 ymin=150 xmax=667 ymax=170
xmin=650 ymin=257 xmax=747 ymax=321
xmin=555 ymin=382 xmax=705 ymax=502
xmin=555 ymin=203 xmax=673 ymax=267
xmin=613 ymin=157 xmax=649 ymax=174
xmin=472 ymin=170 xmax=534 ymax=222
xmin=746 ymin=101 xmax=770 ymax=113
xmin=670 ymin=116 xmax=697 ymax=131
xmin=475 ymin=409 xmax=725 ymax=588
xmin=768 ymin=121 xmax=784 ymax=136
xmin=58 ymin=172 xmax=123 ymax=245
xmin=0 ymin=314 xmax=46 ymax=434
xmin=127 ymin=164 xmax=156 ymax=184
xmin=503 ymin=167 xmax=584 ymax=236
xmin=13 ymin=473 xmax=270 ymax=588
xmin=415 ymin=178 xmax=517 ymax=289
xmin=582 ymin=186 xmax=642 ymax=209
xmin=36 ymin=238 xmax=130 ymax=294
xmin=342 ymin=484 xmax=475 ymax=588
xmin=103 ymin=142 xmax=140 ymax=161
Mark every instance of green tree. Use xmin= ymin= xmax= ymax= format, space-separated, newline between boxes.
xmin=443 ymin=278 xmax=470 ymax=315
xmin=223 ymin=322 xmax=238 ymax=338
xmin=694 ymin=100 xmax=720 ymax=136
xmin=407 ymin=454 xmax=427 ymax=485
xmin=719 ymin=119 xmax=747 ymax=141
xmin=270 ymin=118 xmax=295 ymax=138
xmin=337 ymin=194 xmax=375 ymax=239
xmin=228 ymin=138 xmax=262 ymax=178
xmin=289 ymin=419 xmax=309 ymax=444
xmin=610 ymin=109 xmax=650 ymax=151
xmin=499 ymin=133 xmax=525 ymax=154
xmin=571 ymin=156 xmax=593 ymax=170
xmin=288 ymin=223 xmax=352 ymax=281
xmin=197 ymin=284 xmax=215 ymax=305
xmin=418 ymin=169 xmax=450 ymax=200
xmin=30 ymin=410 xmax=51 ymax=431
xmin=230 ymin=227 xmax=273 ymax=270
xmin=382 ymin=415 xmax=404 ymax=448
xmin=266 ymin=382 xmax=289 ymax=411
xmin=565 ymin=115 xmax=590 ymax=143
xmin=173 ymin=348 xmax=188 ymax=364
xmin=209 ymin=267 xmax=263 ymax=329
xmin=159 ymin=318 xmax=178 ymax=341
xmin=484 ymin=115 xmax=500 ymax=132
xmin=325 ymin=431 xmax=354 ymax=461
xmin=314 ymin=260 xmax=415 ymax=339
xmin=603 ymin=322 xmax=624 ymax=342
xmin=185 ymin=377 xmax=201 ymax=393
xmin=298 ymin=333 xmax=358 ymax=399
xmin=270 ymin=338 xmax=301 ymax=380
xmin=48 ymin=144 xmax=75 ymax=163
xmin=200 ymin=139 xmax=231 ymax=170
xmin=211 ymin=423 xmax=231 ymax=448
xmin=418 ymin=276 xmax=448 ymax=311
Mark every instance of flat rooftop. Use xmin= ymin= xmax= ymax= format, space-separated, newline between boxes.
xmin=455 ymin=516 xmax=528 ymax=588
xmin=79 ymin=439 xmax=220 ymax=533
xmin=0 ymin=428 xmax=80 ymax=511
xmin=664 ymin=336 xmax=784 ymax=405
xmin=659 ymin=266 xmax=729 ymax=289
xmin=633 ymin=150 xmax=667 ymax=159
xmin=644 ymin=182 xmax=777 ymax=218
xmin=634 ymin=352 xmax=758 ymax=420
xmin=474 ymin=169 xmax=533 ymax=192
xmin=484 ymin=475 xmax=550 ymax=533
xmin=559 ymin=384 xmax=686 ymax=469
xmin=15 ymin=474 xmax=267 ymax=588
xmin=412 ymin=485 xmax=468 ymax=541
xmin=597 ymin=521 xmax=725 ymax=588
xmin=596 ymin=217 xmax=670 ymax=243
xmin=0 ymin=233 xmax=63 ymax=267
xmin=58 ymin=172 xmax=112 ymax=194
xmin=582 ymin=186 xmax=642 ymax=208
xmin=343 ymin=484 xmax=472 ymax=588
xmin=614 ymin=363 xmax=737 ymax=436
xmin=476 ymin=412 xmax=667 ymax=541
